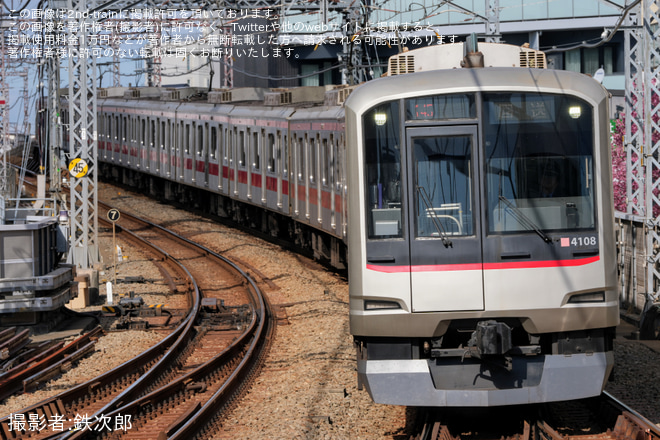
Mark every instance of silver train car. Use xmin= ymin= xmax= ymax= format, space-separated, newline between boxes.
xmin=345 ymin=42 xmax=619 ymax=406
xmin=94 ymin=87 xmax=348 ymax=268
xmin=88 ymin=41 xmax=618 ymax=407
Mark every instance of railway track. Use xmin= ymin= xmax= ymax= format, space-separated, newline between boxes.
xmin=413 ymin=391 xmax=660 ymax=440
xmin=0 ymin=204 xmax=274 ymax=439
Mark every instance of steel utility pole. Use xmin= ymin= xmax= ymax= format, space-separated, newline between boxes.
xmin=64 ymin=0 xmax=99 ymax=269
xmin=623 ymin=0 xmax=660 ymax=329
xmin=0 ymin=18 xmax=10 ymax=207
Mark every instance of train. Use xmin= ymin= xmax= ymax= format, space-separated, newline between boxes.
xmin=89 ymin=40 xmax=618 ymax=407
xmin=95 ymin=84 xmax=348 ymax=269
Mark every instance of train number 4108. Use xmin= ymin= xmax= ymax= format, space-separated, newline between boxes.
xmin=571 ymin=236 xmax=597 ymax=247
xmin=560 ymin=236 xmax=597 ymax=247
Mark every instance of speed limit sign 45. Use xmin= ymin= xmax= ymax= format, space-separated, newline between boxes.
xmin=69 ymin=158 xmax=89 ymax=178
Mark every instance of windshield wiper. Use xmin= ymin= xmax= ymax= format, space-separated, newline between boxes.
xmin=498 ymin=196 xmax=552 ymax=244
xmin=417 ymin=186 xmax=452 ymax=248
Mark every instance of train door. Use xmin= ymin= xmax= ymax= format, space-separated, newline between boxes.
xmin=161 ymin=120 xmax=168 ymax=176
xmin=293 ymin=134 xmax=303 ymax=217
xmin=129 ymin=116 xmax=136 ymax=167
xmin=240 ymin=128 xmax=248 ymax=199
xmin=147 ymin=118 xmax=160 ymax=174
xmin=170 ymin=121 xmax=176 ymax=178
xmin=142 ymin=117 xmax=148 ymax=169
xmin=228 ymin=127 xmax=234 ymax=195
xmin=194 ymin=122 xmax=205 ymax=186
xmin=405 ymin=126 xmax=484 ymax=312
xmin=174 ymin=120 xmax=182 ymax=179
xmin=219 ymin=125 xmax=227 ymax=194
xmin=121 ymin=115 xmax=127 ymax=163
xmin=208 ymin=124 xmax=218 ymax=189
xmin=112 ymin=115 xmax=119 ymax=163
xmin=203 ymin=123 xmax=210 ymax=187
xmin=305 ymin=135 xmax=311 ymax=220
xmin=266 ymin=131 xmax=276 ymax=206
xmin=195 ymin=122 xmax=205 ymax=186
xmin=180 ymin=121 xmax=187 ymax=181
xmin=226 ymin=127 xmax=232 ymax=194
xmin=310 ymin=134 xmax=319 ymax=223
xmin=247 ymin=128 xmax=254 ymax=201
xmin=325 ymin=135 xmax=334 ymax=231
xmin=168 ymin=120 xmax=175 ymax=178
xmin=122 ymin=116 xmax=128 ymax=164
xmin=260 ymin=129 xmax=266 ymax=204
xmin=101 ymin=115 xmax=109 ymax=160
xmin=186 ymin=122 xmax=194 ymax=183
xmin=232 ymin=126 xmax=239 ymax=196
xmin=280 ymin=132 xmax=288 ymax=211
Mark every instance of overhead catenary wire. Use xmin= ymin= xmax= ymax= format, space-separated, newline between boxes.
xmin=542 ymin=0 xmax=640 ymax=53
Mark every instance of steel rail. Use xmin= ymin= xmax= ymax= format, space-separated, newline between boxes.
xmin=0 ymin=213 xmax=199 ymax=440
xmin=602 ymin=390 xmax=660 ymax=440
xmin=55 ymin=209 xmax=207 ymax=439
xmin=62 ymin=205 xmax=272 ymax=439
xmin=169 ymin=235 xmax=274 ymax=440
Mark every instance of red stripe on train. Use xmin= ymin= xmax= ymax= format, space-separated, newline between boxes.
xmin=367 ymin=256 xmax=600 ymax=273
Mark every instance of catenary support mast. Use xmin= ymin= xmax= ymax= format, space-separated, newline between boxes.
xmin=623 ymin=0 xmax=660 ymax=311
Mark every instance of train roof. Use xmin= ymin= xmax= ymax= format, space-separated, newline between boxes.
xmin=97 ymin=85 xmax=352 ymax=111
xmin=98 ymin=93 xmax=346 ymax=122
xmin=345 ymin=67 xmax=609 ymax=115
xmin=386 ymin=42 xmax=547 ymax=73
xmin=288 ymin=105 xmax=345 ymax=121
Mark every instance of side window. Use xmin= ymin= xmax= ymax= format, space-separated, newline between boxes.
xmin=211 ymin=126 xmax=218 ymax=159
xmin=151 ymin=119 xmax=156 ymax=148
xmin=363 ymin=101 xmax=402 ymax=239
xmin=160 ymin=120 xmax=165 ymax=149
xmin=309 ymin=136 xmax=316 ymax=184
xmin=282 ymin=134 xmax=288 ymax=175
xmin=185 ymin=124 xmax=191 ymax=154
xmin=329 ymin=134 xmax=336 ymax=187
xmin=197 ymin=124 xmax=204 ymax=156
xmin=268 ymin=133 xmax=276 ymax=173
xmin=229 ymin=128 xmax=235 ymax=164
xmin=297 ymin=137 xmax=304 ymax=182
xmin=322 ymin=137 xmax=329 ymax=186
xmin=253 ymin=131 xmax=260 ymax=170
xmin=225 ymin=127 xmax=230 ymax=165
xmin=239 ymin=130 xmax=246 ymax=167
xmin=179 ymin=121 xmax=184 ymax=152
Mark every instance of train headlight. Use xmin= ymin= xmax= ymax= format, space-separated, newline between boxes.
xmin=568 ymin=291 xmax=605 ymax=303
xmin=374 ymin=113 xmax=387 ymax=126
xmin=364 ymin=300 xmax=401 ymax=310
xmin=568 ymin=106 xmax=582 ymax=119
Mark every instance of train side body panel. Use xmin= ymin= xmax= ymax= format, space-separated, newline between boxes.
xmin=288 ymin=107 xmax=346 ymax=239
xmin=97 ymin=95 xmax=345 ymax=246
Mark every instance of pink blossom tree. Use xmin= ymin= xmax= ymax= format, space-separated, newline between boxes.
xmin=611 ymin=87 xmax=660 ymax=216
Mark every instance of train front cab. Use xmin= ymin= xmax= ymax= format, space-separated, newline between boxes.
xmin=347 ymin=68 xmax=619 ymax=407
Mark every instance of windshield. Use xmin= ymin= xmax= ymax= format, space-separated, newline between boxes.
xmin=484 ymin=93 xmax=595 ymax=233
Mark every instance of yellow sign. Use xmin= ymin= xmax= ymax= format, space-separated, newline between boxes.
xmin=68 ymin=158 xmax=88 ymax=178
